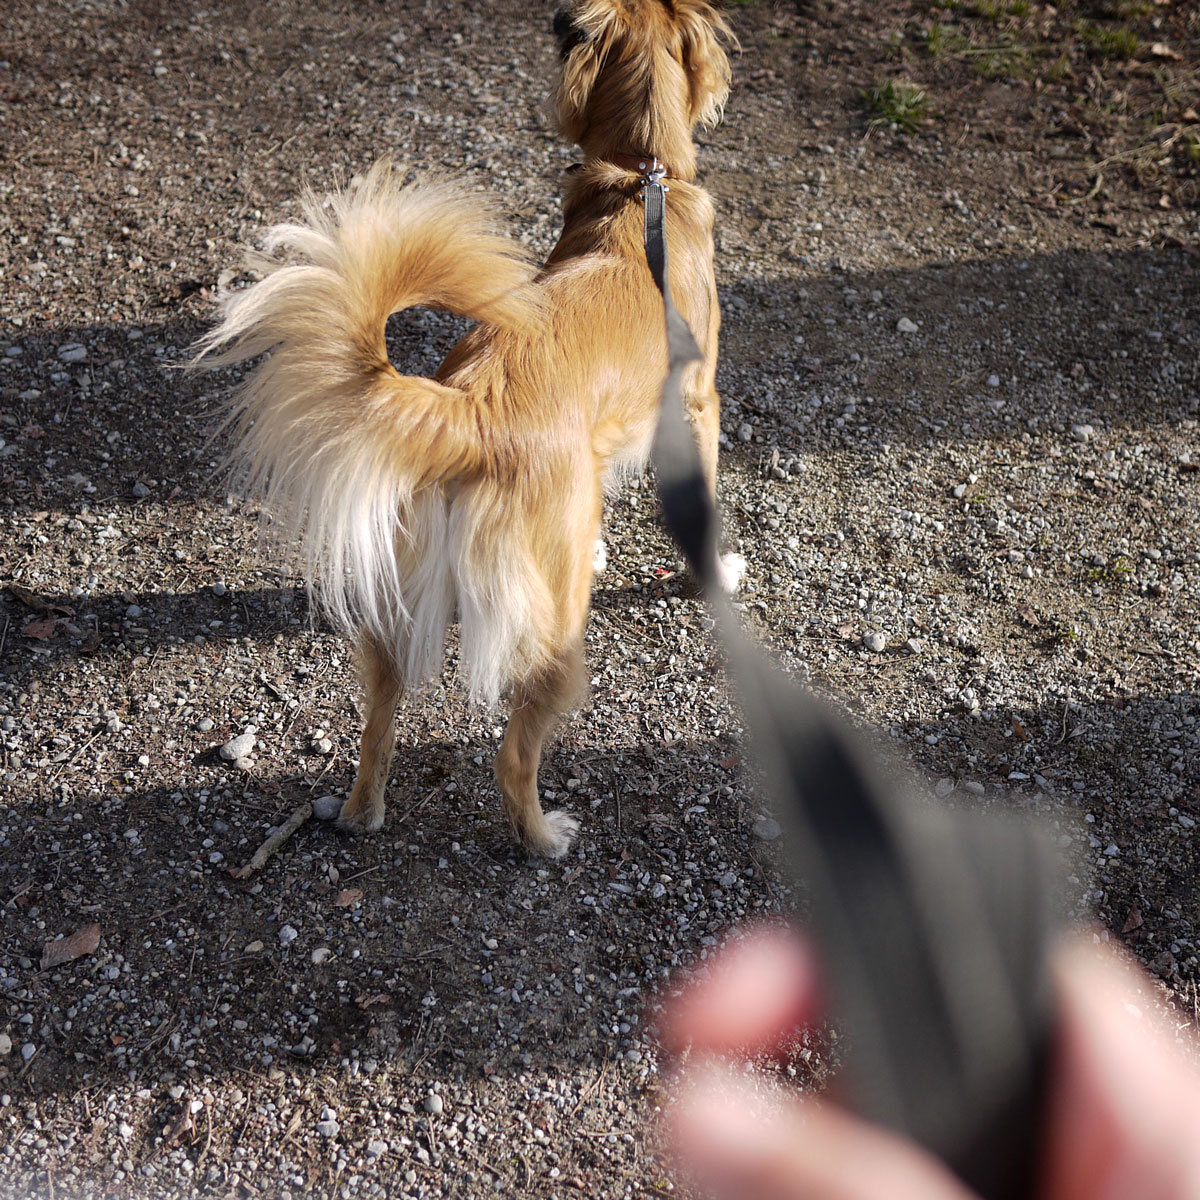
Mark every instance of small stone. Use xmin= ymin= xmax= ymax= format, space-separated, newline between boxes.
xmin=311 ymin=946 xmax=333 ymax=965
xmin=124 ymin=604 xmax=143 ymax=619
xmin=131 ymin=482 xmax=150 ymax=499
xmin=20 ymin=1044 xmax=35 ymax=1063
xmin=316 ymin=1119 xmax=340 ymax=1139
xmin=863 ymin=631 xmax=888 ymax=653
xmin=312 ymin=794 xmax=342 ymax=821
xmin=0 ymin=1033 xmax=11 ymax=1056
xmin=196 ymin=717 xmax=214 ymax=732
xmin=1071 ymin=423 xmax=1095 ymax=443
xmin=986 ymin=374 xmax=1000 ymax=387
xmin=57 ymin=342 xmax=88 ymax=363
xmin=366 ymin=1139 xmax=387 ymax=1160
xmin=1103 ymin=843 xmax=1120 ymax=858
xmin=904 ymin=637 xmax=923 ymax=655
xmin=423 ymin=1092 xmax=444 ymax=1116
xmin=244 ymin=940 xmax=264 ymax=954
xmin=737 ymin=421 xmax=753 ymax=443
xmin=219 ymin=728 xmax=256 ymax=761
xmin=934 ymin=778 xmax=955 ymax=798
xmin=896 ymin=316 xmax=918 ymax=334
xmin=278 ymin=924 xmax=298 ymax=945
xmin=212 ymin=581 xmax=227 ymax=596
xmin=313 ymin=737 xmax=333 ymax=755
xmin=751 ymin=817 xmax=782 ymax=841
xmin=963 ymin=781 xmax=986 ymax=796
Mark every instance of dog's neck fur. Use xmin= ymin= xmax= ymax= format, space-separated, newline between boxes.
xmin=575 ymin=47 xmax=699 ymax=180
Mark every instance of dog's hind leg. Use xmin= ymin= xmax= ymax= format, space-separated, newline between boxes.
xmin=688 ymin=391 xmax=746 ymax=592
xmin=338 ymin=634 xmax=403 ymax=834
xmin=494 ymin=643 xmax=586 ymax=858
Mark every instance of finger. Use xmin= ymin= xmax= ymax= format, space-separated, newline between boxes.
xmin=1041 ymin=937 xmax=1200 ymax=1200
xmin=667 ymin=1062 xmax=978 ymax=1200
xmin=659 ymin=926 xmax=821 ymax=1057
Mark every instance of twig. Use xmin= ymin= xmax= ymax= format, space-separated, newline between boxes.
xmin=231 ymin=801 xmax=313 ymax=879
xmin=1066 ymin=172 xmax=1104 ymax=206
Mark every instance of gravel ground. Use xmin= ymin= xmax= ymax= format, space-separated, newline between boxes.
xmin=1 ymin=1 xmax=1198 ymax=1197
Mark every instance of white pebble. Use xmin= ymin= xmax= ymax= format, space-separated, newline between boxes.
xmin=896 ymin=317 xmax=918 ymax=334
xmin=863 ymin=631 xmax=888 ymax=653
xmin=219 ymin=729 xmax=257 ymax=761
xmin=278 ymin=924 xmax=298 ymax=945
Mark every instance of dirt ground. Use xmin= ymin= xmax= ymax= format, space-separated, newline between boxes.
xmin=1 ymin=1 xmax=1198 ymax=1197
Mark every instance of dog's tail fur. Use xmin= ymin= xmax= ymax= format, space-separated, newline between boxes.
xmin=193 ymin=162 xmax=542 ymax=642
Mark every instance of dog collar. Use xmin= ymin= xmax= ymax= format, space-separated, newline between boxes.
xmin=602 ymin=153 xmax=672 ymax=180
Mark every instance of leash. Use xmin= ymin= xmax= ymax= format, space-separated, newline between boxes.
xmin=638 ymin=161 xmax=1057 ymax=1200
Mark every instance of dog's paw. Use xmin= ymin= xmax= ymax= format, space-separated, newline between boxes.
xmin=592 ymin=538 xmax=608 ymax=574
xmin=526 ymin=809 xmax=580 ymax=860
xmin=336 ymin=801 xmax=384 ymax=835
xmin=716 ymin=551 xmax=747 ymax=594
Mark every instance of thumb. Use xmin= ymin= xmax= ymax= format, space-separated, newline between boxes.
xmin=667 ymin=1062 xmax=978 ymax=1200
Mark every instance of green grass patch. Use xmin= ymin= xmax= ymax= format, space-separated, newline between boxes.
xmin=861 ymin=79 xmax=930 ymax=132
xmin=1077 ymin=20 xmax=1139 ymax=60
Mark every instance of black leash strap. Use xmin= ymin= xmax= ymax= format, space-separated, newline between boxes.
xmin=641 ymin=169 xmax=1057 ymax=1200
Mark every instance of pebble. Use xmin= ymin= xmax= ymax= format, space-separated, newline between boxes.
xmin=934 ymin=778 xmax=956 ymax=798
xmin=986 ymin=374 xmax=1000 ymax=387
xmin=57 ymin=342 xmax=88 ymax=362
xmin=278 ymin=925 xmax=298 ymax=945
xmin=312 ymin=795 xmax=343 ymax=821
xmin=311 ymin=947 xmax=333 ymax=965
xmin=863 ymin=631 xmax=888 ymax=653
xmin=219 ymin=728 xmax=256 ymax=761
xmin=20 ymin=1044 xmax=35 ymax=1063
xmin=196 ymin=718 xmax=214 ymax=732
xmin=316 ymin=1118 xmax=340 ymax=1139
xmin=1071 ymin=423 xmax=1095 ymax=442
xmin=366 ymin=1139 xmax=388 ymax=1159
xmin=125 ymin=604 xmax=143 ymax=619
xmin=212 ymin=581 xmax=227 ymax=596
xmin=0 ymin=1034 xmax=10 ymax=1055
xmin=896 ymin=316 xmax=918 ymax=334
xmin=423 ymin=1092 xmax=444 ymax=1116
xmin=751 ymin=817 xmax=782 ymax=841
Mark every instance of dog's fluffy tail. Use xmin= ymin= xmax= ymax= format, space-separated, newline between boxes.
xmin=194 ymin=162 xmax=541 ymax=640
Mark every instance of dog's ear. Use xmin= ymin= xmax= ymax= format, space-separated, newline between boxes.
xmin=675 ymin=0 xmax=735 ymax=128
xmin=553 ymin=2 xmax=620 ymax=144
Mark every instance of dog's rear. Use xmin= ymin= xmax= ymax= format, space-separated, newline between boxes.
xmin=197 ymin=0 xmax=735 ymax=857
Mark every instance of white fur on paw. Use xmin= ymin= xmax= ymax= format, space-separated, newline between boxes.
xmin=533 ymin=810 xmax=580 ymax=859
xmin=717 ymin=551 xmax=747 ymax=593
xmin=336 ymin=804 xmax=384 ymax=835
xmin=592 ymin=538 xmax=608 ymax=574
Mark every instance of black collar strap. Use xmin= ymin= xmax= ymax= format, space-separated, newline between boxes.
xmin=606 ymin=151 xmax=673 ymax=179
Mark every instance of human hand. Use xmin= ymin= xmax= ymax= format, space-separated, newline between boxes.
xmin=661 ymin=927 xmax=1200 ymax=1200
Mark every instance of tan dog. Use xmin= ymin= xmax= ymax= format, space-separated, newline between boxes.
xmin=197 ymin=0 xmax=738 ymax=858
